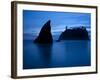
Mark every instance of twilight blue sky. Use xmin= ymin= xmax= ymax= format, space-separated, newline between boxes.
xmin=23 ymin=10 xmax=91 ymax=36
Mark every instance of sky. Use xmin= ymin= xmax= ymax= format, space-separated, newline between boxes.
xmin=23 ymin=10 xmax=91 ymax=36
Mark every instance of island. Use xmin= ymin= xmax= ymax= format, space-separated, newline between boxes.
xmin=58 ymin=26 xmax=89 ymax=41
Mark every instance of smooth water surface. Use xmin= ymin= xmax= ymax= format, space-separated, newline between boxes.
xmin=23 ymin=40 xmax=91 ymax=69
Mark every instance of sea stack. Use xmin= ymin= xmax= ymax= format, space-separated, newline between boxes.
xmin=34 ymin=20 xmax=53 ymax=43
xmin=58 ymin=26 xmax=89 ymax=41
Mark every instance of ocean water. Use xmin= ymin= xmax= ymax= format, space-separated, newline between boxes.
xmin=23 ymin=39 xmax=91 ymax=69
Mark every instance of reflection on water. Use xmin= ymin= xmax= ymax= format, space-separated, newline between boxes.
xmin=35 ymin=44 xmax=52 ymax=67
xmin=23 ymin=40 xmax=91 ymax=69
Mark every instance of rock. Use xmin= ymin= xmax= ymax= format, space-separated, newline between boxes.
xmin=58 ymin=26 xmax=89 ymax=41
xmin=34 ymin=20 xmax=53 ymax=43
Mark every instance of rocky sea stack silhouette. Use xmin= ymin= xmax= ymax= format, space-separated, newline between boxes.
xmin=34 ymin=20 xmax=53 ymax=43
xmin=58 ymin=26 xmax=89 ymax=41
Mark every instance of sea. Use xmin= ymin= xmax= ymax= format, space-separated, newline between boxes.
xmin=23 ymin=34 xmax=91 ymax=69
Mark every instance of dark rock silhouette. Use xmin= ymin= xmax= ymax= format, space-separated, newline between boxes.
xmin=58 ymin=26 xmax=89 ymax=41
xmin=34 ymin=20 xmax=53 ymax=43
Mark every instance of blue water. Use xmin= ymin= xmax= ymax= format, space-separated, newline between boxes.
xmin=23 ymin=40 xmax=91 ymax=69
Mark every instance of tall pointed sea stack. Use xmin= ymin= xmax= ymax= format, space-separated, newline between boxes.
xmin=34 ymin=20 xmax=53 ymax=43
